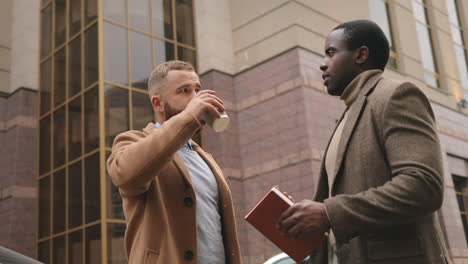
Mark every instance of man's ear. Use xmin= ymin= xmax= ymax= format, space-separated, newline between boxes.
xmin=151 ymin=95 xmax=164 ymax=113
xmin=355 ymin=46 xmax=369 ymax=66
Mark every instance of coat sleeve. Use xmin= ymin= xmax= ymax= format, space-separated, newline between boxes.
xmin=324 ymin=82 xmax=444 ymax=244
xmin=106 ymin=110 xmax=201 ymax=197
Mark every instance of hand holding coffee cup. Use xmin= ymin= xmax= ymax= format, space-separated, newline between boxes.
xmin=184 ymin=90 xmax=229 ymax=132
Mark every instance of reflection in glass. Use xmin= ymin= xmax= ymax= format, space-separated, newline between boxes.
xmin=107 ymin=152 xmax=124 ymax=220
xmin=69 ymin=96 xmax=82 ymax=161
xmin=84 ymin=87 xmax=99 ymax=152
xmin=85 ymin=0 xmax=98 ymax=24
xmin=39 ymin=176 xmax=51 ymax=238
xmin=41 ymin=5 xmax=52 ymax=58
xmin=131 ymin=31 xmax=152 ymax=89
xmin=70 ymin=0 xmax=81 ymax=36
xmin=178 ymin=46 xmax=197 ymax=68
xmin=85 ymin=24 xmax=99 ymax=87
xmin=105 ymin=86 xmax=129 ymax=147
xmin=155 ymin=39 xmax=174 ymax=66
xmin=133 ymin=92 xmax=154 ymax=130
xmin=40 ymin=116 xmax=51 ymax=175
xmin=54 ymin=48 xmax=66 ymax=106
xmin=53 ymin=235 xmax=66 ymax=264
xmin=446 ymin=0 xmax=468 ymax=89
xmin=69 ymin=37 xmax=82 ymax=97
xmin=53 ymin=169 xmax=66 ymax=234
xmin=69 ymin=230 xmax=83 ymax=264
xmin=108 ymin=224 xmax=127 ymax=264
xmin=104 ymin=0 xmax=126 ymax=24
xmin=368 ymin=0 xmax=396 ymax=69
xmin=54 ymin=107 xmax=66 ymax=168
xmin=38 ymin=240 xmax=50 ymax=264
xmin=86 ymin=224 xmax=102 ymax=264
xmin=40 ymin=59 xmax=52 ymax=115
xmin=85 ymin=153 xmax=100 ymax=223
xmin=153 ymin=0 xmax=173 ymax=39
xmin=129 ymin=0 xmax=151 ymax=32
xmin=68 ymin=161 xmax=82 ymax=228
xmin=104 ymin=23 xmax=128 ymax=86
xmin=55 ymin=0 xmax=66 ymax=46
xmin=176 ymin=0 xmax=195 ymax=46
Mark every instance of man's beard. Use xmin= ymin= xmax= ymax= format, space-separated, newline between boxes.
xmin=163 ymin=100 xmax=183 ymax=121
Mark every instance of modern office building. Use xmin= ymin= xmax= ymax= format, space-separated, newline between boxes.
xmin=1 ymin=0 xmax=468 ymax=263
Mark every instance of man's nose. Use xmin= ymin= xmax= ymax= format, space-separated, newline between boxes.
xmin=320 ymin=61 xmax=327 ymax=72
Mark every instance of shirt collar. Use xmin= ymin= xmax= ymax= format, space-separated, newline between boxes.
xmin=155 ymin=122 xmax=193 ymax=150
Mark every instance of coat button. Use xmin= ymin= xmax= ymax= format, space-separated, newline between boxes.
xmin=184 ymin=197 xmax=193 ymax=208
xmin=184 ymin=250 xmax=194 ymax=260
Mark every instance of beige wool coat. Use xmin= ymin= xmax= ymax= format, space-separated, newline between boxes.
xmin=107 ymin=111 xmax=242 ymax=264
xmin=311 ymin=72 xmax=452 ymax=264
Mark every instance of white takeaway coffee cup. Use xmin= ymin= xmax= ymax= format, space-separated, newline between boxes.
xmin=209 ymin=111 xmax=230 ymax=132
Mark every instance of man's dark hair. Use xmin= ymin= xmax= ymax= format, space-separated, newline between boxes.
xmin=333 ymin=20 xmax=390 ymax=71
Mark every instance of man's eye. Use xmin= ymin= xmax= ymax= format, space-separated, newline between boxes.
xmin=181 ymin=88 xmax=188 ymax=93
xmin=195 ymin=89 xmax=200 ymax=93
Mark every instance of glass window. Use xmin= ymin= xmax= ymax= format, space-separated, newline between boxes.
xmin=129 ymin=0 xmax=151 ymax=32
xmin=85 ymin=153 xmax=101 ymax=223
xmin=68 ymin=161 xmax=83 ymax=228
xmin=368 ymin=0 xmax=397 ymax=69
xmin=53 ymin=235 xmax=66 ymax=264
xmin=175 ymin=0 xmax=195 ymax=46
xmin=105 ymin=86 xmax=129 ymax=147
xmin=54 ymin=48 xmax=66 ymax=107
xmin=104 ymin=22 xmax=128 ymax=86
xmin=85 ymin=24 xmax=99 ymax=88
xmin=41 ymin=5 xmax=52 ymax=58
xmin=178 ymin=46 xmax=196 ymax=68
xmin=69 ymin=36 xmax=82 ymax=97
xmin=104 ymin=0 xmax=126 ymax=24
xmin=453 ymin=175 xmax=468 ymax=244
xmin=53 ymin=107 xmax=66 ymax=168
xmin=133 ymin=91 xmax=153 ymax=130
xmin=446 ymin=0 xmax=468 ymax=90
xmin=38 ymin=240 xmax=50 ymax=264
xmin=55 ymin=0 xmax=66 ymax=46
xmin=69 ymin=230 xmax=83 ymax=264
xmin=68 ymin=96 xmax=82 ymax=161
xmin=53 ymin=169 xmax=66 ymax=234
xmin=39 ymin=176 xmax=51 ymax=238
xmin=40 ymin=59 xmax=52 ymax=115
xmin=85 ymin=224 xmax=102 ymax=264
xmin=69 ymin=0 xmax=81 ymax=37
xmin=107 ymin=224 xmax=126 ymax=264
xmin=85 ymin=0 xmax=98 ymax=24
xmin=131 ymin=31 xmax=152 ymax=89
xmin=39 ymin=116 xmax=51 ymax=175
xmin=155 ymin=39 xmax=174 ymax=66
xmin=84 ymin=87 xmax=99 ymax=152
xmin=153 ymin=0 xmax=173 ymax=39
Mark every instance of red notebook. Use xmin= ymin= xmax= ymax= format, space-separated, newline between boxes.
xmin=244 ymin=186 xmax=327 ymax=263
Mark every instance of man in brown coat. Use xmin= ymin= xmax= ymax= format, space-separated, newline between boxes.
xmin=278 ymin=20 xmax=451 ymax=264
xmin=107 ymin=61 xmax=241 ymax=264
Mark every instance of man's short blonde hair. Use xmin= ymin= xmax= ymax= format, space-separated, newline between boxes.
xmin=147 ymin=60 xmax=195 ymax=98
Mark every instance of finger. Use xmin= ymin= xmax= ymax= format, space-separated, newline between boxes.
xmin=199 ymin=94 xmax=225 ymax=111
xmin=203 ymin=98 xmax=225 ymax=113
xmin=195 ymin=89 xmax=216 ymax=97
xmin=278 ymin=214 xmax=298 ymax=234
xmin=287 ymin=223 xmax=303 ymax=239
xmin=205 ymin=104 xmax=222 ymax=118
xmin=278 ymin=205 xmax=296 ymax=224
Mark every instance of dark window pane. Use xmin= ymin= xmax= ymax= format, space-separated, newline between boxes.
xmin=175 ymin=0 xmax=195 ymax=46
xmin=104 ymin=0 xmax=126 ymax=24
xmin=39 ymin=176 xmax=51 ymax=238
xmin=85 ymin=153 xmax=101 ymax=223
xmin=131 ymin=31 xmax=151 ymax=89
xmin=177 ymin=46 xmax=196 ymax=68
xmin=38 ymin=240 xmax=50 ymax=263
xmin=69 ymin=96 xmax=82 ymax=160
xmin=53 ymin=169 xmax=66 ymax=234
xmin=153 ymin=0 xmax=173 ymax=39
xmin=105 ymin=86 xmax=129 ymax=147
xmin=104 ymin=22 xmax=128 ymax=86
xmin=70 ymin=0 xmax=81 ymax=36
xmin=54 ymin=48 xmax=66 ymax=106
xmin=53 ymin=107 xmax=66 ymax=168
xmin=85 ymin=0 xmax=97 ymax=24
xmin=55 ymin=0 xmax=66 ymax=46
xmin=84 ymin=87 xmax=99 ymax=152
xmin=69 ymin=36 xmax=82 ymax=97
xmin=132 ymin=92 xmax=153 ymax=130
xmin=108 ymin=224 xmax=126 ymax=264
xmin=86 ymin=224 xmax=102 ymax=264
xmin=41 ymin=5 xmax=52 ymax=58
xmin=69 ymin=161 xmax=83 ymax=228
xmin=40 ymin=116 xmax=51 ymax=175
xmin=40 ymin=59 xmax=52 ymax=115
xmin=85 ymin=24 xmax=99 ymax=87
xmin=129 ymin=0 xmax=151 ymax=32
xmin=69 ymin=230 xmax=83 ymax=264
xmin=107 ymin=151 xmax=124 ymax=219
xmin=155 ymin=39 xmax=174 ymax=66
xmin=53 ymin=235 xmax=66 ymax=264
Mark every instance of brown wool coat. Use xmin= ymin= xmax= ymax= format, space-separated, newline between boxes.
xmin=311 ymin=73 xmax=452 ymax=264
xmin=107 ymin=111 xmax=242 ymax=264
